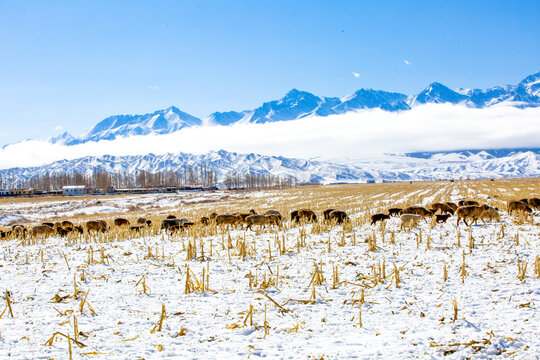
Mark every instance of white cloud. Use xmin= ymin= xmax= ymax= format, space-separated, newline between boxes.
xmin=55 ymin=126 xmax=64 ymax=131
xmin=352 ymin=72 xmax=360 ymax=78
xmin=148 ymin=85 xmax=159 ymax=90
xmin=403 ymin=59 xmax=411 ymax=65
xmin=0 ymin=103 xmax=539 ymax=169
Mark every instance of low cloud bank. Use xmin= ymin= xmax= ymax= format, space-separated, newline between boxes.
xmin=1 ymin=103 xmax=539 ymax=169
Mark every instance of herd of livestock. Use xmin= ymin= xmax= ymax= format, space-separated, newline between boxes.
xmin=0 ymin=198 xmax=538 ymax=240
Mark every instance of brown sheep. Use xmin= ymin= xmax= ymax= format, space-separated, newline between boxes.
xmin=245 ymin=214 xmax=270 ymax=230
xmin=235 ymin=213 xmax=253 ymax=222
xmin=328 ymin=210 xmax=349 ymax=224
xmin=431 ymin=203 xmax=454 ymax=215
xmin=527 ymin=198 xmax=540 ymax=210
xmin=73 ymin=225 xmax=84 ymax=234
xmin=86 ymin=220 xmax=108 ymax=233
xmin=401 ymin=206 xmax=433 ymax=221
xmin=166 ymin=215 xmax=177 ymax=219
xmin=200 ymin=216 xmax=210 ymax=226
xmin=30 ymin=224 xmax=56 ymax=237
xmin=388 ymin=208 xmax=402 ymax=217
xmin=481 ymin=206 xmax=500 ymax=222
xmin=507 ymin=200 xmax=532 ymax=216
xmin=458 ymin=200 xmax=479 ymax=207
xmin=291 ymin=209 xmax=317 ymax=224
xmin=42 ymin=222 xmax=55 ymax=228
xmin=371 ymin=213 xmax=390 ymax=225
xmin=266 ymin=214 xmax=282 ymax=227
xmin=323 ymin=209 xmax=336 ymax=222
xmin=264 ymin=210 xmax=283 ymax=220
xmin=215 ymin=214 xmax=243 ymax=227
xmin=136 ymin=217 xmax=149 ymax=225
xmin=435 ymin=214 xmax=451 ymax=223
xmin=160 ymin=218 xmax=188 ymax=231
xmin=12 ymin=225 xmax=27 ymax=238
xmin=56 ymin=226 xmax=70 ymax=237
xmin=445 ymin=202 xmax=458 ymax=212
xmin=400 ymin=214 xmax=422 ymax=230
xmin=169 ymin=222 xmax=195 ymax=233
xmin=130 ymin=225 xmax=144 ymax=232
xmin=0 ymin=229 xmax=12 ymax=239
xmin=290 ymin=210 xmax=299 ymax=223
xmin=114 ymin=218 xmax=130 ymax=227
xmin=456 ymin=205 xmax=486 ymax=226
xmin=61 ymin=220 xmax=74 ymax=230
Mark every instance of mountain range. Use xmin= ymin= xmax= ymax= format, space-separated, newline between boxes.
xmin=50 ymin=71 xmax=540 ymax=146
xmin=2 ymin=149 xmax=539 ymax=188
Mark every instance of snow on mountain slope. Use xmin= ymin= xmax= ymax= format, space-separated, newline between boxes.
xmin=45 ymin=70 xmax=540 ymax=145
xmin=1 ymin=149 xmax=539 ymax=188
xmin=51 ymin=106 xmax=202 ymax=145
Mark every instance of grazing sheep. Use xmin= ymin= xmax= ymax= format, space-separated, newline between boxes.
xmin=431 ymin=203 xmax=454 ymax=215
xmin=245 ymin=215 xmax=270 ymax=230
xmin=12 ymin=225 xmax=26 ymax=238
xmin=42 ymin=222 xmax=55 ymax=228
xmin=527 ymin=198 xmax=540 ymax=210
xmin=169 ymin=222 xmax=195 ymax=233
xmin=235 ymin=212 xmax=254 ymax=222
xmin=291 ymin=209 xmax=317 ymax=224
xmin=481 ymin=206 xmax=500 ymax=222
xmin=200 ymin=216 xmax=209 ymax=226
xmin=456 ymin=205 xmax=486 ymax=226
xmin=160 ymin=218 xmax=188 ymax=231
xmin=445 ymin=202 xmax=458 ymax=212
xmin=136 ymin=217 xmax=148 ymax=224
xmin=61 ymin=220 xmax=74 ymax=230
xmin=56 ymin=226 xmax=70 ymax=237
xmin=388 ymin=208 xmax=402 ymax=217
xmin=401 ymin=206 xmax=433 ymax=221
xmin=507 ymin=201 xmax=532 ymax=216
xmin=30 ymin=224 xmax=56 ymax=237
xmin=328 ymin=210 xmax=349 ymax=224
xmin=114 ymin=218 xmax=130 ymax=227
xmin=266 ymin=214 xmax=282 ymax=227
xmin=371 ymin=213 xmax=390 ymax=225
xmin=264 ymin=210 xmax=283 ymax=220
xmin=215 ymin=214 xmax=243 ymax=227
xmin=136 ymin=217 xmax=152 ymax=227
xmin=86 ymin=220 xmax=108 ymax=233
xmin=400 ymin=214 xmax=422 ymax=230
xmin=73 ymin=225 xmax=84 ymax=234
xmin=323 ymin=209 xmax=336 ymax=222
xmin=435 ymin=214 xmax=451 ymax=223
xmin=458 ymin=200 xmax=479 ymax=207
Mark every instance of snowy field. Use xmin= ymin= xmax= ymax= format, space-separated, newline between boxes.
xmin=0 ymin=179 xmax=539 ymax=359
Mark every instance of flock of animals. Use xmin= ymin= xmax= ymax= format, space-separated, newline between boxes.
xmin=0 ymin=198 xmax=538 ymax=240
xmin=371 ymin=198 xmax=539 ymax=230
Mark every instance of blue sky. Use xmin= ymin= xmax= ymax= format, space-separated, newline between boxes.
xmin=1 ymin=0 xmax=539 ymax=145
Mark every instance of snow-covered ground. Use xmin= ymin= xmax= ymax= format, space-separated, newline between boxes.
xmin=0 ymin=182 xmax=539 ymax=359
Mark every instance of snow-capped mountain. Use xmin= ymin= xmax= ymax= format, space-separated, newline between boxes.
xmin=51 ymin=106 xmax=202 ymax=145
xmin=1 ymin=149 xmax=539 ymax=188
xmin=47 ymin=71 xmax=540 ymax=145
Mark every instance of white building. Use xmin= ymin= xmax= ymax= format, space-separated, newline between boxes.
xmin=62 ymin=185 xmax=90 ymax=196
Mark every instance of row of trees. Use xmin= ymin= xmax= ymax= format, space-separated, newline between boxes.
xmin=0 ymin=167 xmax=298 ymax=191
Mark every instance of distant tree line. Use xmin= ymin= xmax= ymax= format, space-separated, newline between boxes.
xmin=0 ymin=166 xmax=298 ymax=191
xmin=223 ymin=172 xmax=296 ymax=189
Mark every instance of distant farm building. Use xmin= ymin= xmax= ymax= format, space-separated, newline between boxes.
xmin=62 ymin=185 xmax=90 ymax=196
